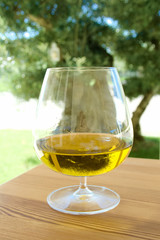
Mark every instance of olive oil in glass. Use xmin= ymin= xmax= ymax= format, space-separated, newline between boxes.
xmin=36 ymin=133 xmax=132 ymax=176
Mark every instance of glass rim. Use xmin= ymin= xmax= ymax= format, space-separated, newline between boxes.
xmin=46 ymin=67 xmax=116 ymax=72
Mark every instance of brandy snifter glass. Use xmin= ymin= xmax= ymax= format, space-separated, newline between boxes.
xmin=33 ymin=67 xmax=133 ymax=215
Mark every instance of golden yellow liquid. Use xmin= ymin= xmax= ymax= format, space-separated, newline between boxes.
xmin=35 ymin=133 xmax=132 ymax=176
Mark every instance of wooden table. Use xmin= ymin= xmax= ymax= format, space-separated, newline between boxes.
xmin=0 ymin=157 xmax=160 ymax=240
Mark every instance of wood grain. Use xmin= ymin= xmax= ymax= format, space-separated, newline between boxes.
xmin=0 ymin=157 xmax=160 ymax=240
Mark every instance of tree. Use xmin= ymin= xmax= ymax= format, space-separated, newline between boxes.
xmin=0 ymin=0 xmax=159 ymax=140
xmin=0 ymin=0 xmax=114 ymax=99
xmin=102 ymin=0 xmax=160 ymax=140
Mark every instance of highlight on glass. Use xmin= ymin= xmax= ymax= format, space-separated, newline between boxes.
xmin=33 ymin=67 xmax=133 ymax=215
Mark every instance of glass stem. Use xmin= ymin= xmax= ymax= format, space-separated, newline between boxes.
xmin=80 ymin=176 xmax=87 ymax=189
xmin=74 ymin=177 xmax=92 ymax=197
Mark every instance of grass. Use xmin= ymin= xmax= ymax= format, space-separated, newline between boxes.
xmin=0 ymin=129 xmax=39 ymax=184
xmin=0 ymin=130 xmax=159 ymax=184
xmin=130 ymin=137 xmax=159 ymax=159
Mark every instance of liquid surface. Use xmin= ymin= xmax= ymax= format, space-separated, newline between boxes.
xmin=35 ymin=133 xmax=132 ymax=176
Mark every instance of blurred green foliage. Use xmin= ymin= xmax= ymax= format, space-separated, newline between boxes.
xmin=0 ymin=0 xmax=159 ymax=99
xmin=102 ymin=0 xmax=160 ymax=98
xmin=0 ymin=0 xmax=115 ymax=99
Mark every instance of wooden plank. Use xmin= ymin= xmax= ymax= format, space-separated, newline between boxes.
xmin=0 ymin=158 xmax=160 ymax=240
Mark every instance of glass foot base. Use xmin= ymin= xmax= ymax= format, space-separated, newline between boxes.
xmin=47 ymin=185 xmax=120 ymax=215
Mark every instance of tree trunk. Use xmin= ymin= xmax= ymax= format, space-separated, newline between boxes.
xmin=81 ymin=24 xmax=87 ymax=56
xmin=74 ymin=0 xmax=82 ymax=57
xmin=28 ymin=14 xmax=52 ymax=29
xmin=107 ymin=52 xmax=114 ymax=67
xmin=132 ymin=91 xmax=154 ymax=141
